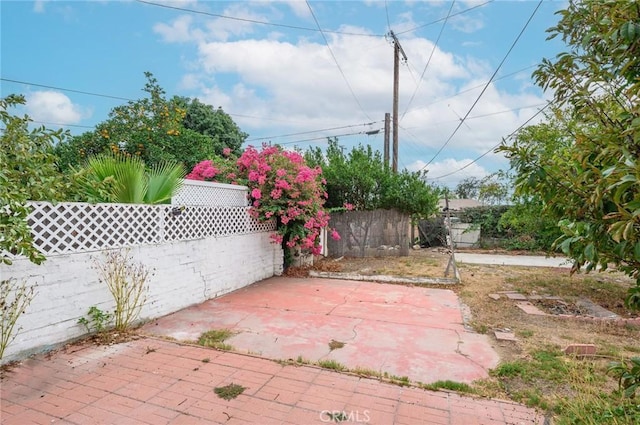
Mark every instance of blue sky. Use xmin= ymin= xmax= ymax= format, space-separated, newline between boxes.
xmin=1 ymin=0 xmax=566 ymax=187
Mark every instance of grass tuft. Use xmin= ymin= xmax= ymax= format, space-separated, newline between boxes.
xmin=317 ymin=359 xmax=347 ymax=371
xmin=422 ymin=380 xmax=475 ymax=393
xmin=214 ymin=383 xmax=245 ymax=400
xmin=197 ymin=329 xmax=236 ymax=351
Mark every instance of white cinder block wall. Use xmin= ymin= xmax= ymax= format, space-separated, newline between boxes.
xmin=1 ymin=232 xmax=283 ymax=363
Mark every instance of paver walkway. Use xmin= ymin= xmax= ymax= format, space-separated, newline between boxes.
xmin=141 ymin=277 xmax=499 ymax=385
xmin=1 ymin=338 xmax=546 ymax=424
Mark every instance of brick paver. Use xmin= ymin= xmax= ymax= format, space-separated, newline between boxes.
xmin=0 ymin=338 xmax=546 ymax=424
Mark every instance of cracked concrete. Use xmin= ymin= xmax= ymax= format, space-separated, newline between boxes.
xmin=141 ymin=276 xmax=500 ymax=384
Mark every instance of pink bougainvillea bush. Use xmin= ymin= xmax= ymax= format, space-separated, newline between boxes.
xmin=187 ymin=145 xmax=339 ymax=263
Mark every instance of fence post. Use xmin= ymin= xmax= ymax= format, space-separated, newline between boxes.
xmin=444 ymin=194 xmax=460 ymax=280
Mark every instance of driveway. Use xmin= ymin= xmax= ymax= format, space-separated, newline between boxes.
xmin=141 ymin=277 xmax=500 ymax=385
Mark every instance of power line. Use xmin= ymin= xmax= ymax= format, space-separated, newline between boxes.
xmin=402 ymin=64 xmax=538 ymax=118
xmin=385 ymin=0 xmax=392 ymax=32
xmin=1 ymin=77 xmax=132 ymax=101
xmin=135 ymin=0 xmax=383 ymax=38
xmin=428 ymin=102 xmax=551 ymax=180
xmin=401 ymin=1 xmax=455 ymax=122
xmin=1 ymin=77 xmax=307 ymax=125
xmin=246 ymin=121 xmax=380 ymax=142
xmin=420 ymin=0 xmax=543 ymax=170
xmin=31 ymin=120 xmax=95 ymax=129
xmin=306 ymin=1 xmax=373 ymax=122
xmin=278 ymin=128 xmax=383 ymax=145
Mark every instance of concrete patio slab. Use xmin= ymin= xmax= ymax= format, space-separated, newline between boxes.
xmin=141 ymin=277 xmax=500 ymax=385
xmin=0 ymin=338 xmax=546 ymax=424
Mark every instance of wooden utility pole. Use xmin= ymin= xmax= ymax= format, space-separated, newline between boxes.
xmin=383 ymin=112 xmax=390 ymax=168
xmin=389 ymin=31 xmax=406 ymax=173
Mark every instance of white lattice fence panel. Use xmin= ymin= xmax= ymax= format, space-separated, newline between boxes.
xmin=248 ymin=216 xmax=277 ymax=233
xmin=172 ymin=180 xmax=248 ymax=206
xmin=28 ymin=202 xmax=161 ymax=254
xmin=21 ymin=202 xmax=277 ymax=256
xmin=163 ymin=206 xmax=275 ymax=241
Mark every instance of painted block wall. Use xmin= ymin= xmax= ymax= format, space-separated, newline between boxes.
xmin=0 ymin=232 xmax=283 ymax=363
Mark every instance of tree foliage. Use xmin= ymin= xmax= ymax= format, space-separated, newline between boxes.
xmin=0 ymin=95 xmax=69 ymax=264
xmin=454 ymin=173 xmax=510 ymax=205
xmin=498 ymin=0 xmax=640 ymax=309
xmin=455 ymin=177 xmax=481 ymax=199
xmin=54 ymin=73 xmax=247 ymax=172
xmin=174 ymin=96 xmax=247 ymax=157
xmin=305 ymin=138 xmax=438 ymax=220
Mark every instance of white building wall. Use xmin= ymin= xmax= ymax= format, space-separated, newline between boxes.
xmin=1 ymin=232 xmax=283 ymax=363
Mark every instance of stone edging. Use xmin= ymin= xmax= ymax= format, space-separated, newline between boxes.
xmin=308 ymin=271 xmax=459 ymax=285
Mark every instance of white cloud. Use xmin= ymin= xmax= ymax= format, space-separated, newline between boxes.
xmin=33 ymin=0 xmax=46 ymax=13
xmin=151 ymin=3 xmax=548 ymax=185
xmin=154 ymin=15 xmax=199 ymax=43
xmin=25 ymin=91 xmax=88 ymax=125
xmin=283 ymin=0 xmax=311 ymax=18
xmin=449 ymin=8 xmax=485 ymax=33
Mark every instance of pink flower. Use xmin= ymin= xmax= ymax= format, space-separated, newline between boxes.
xmin=330 ymin=229 xmax=341 ymax=241
xmin=276 ymin=168 xmax=287 ymax=177
xmin=275 ymin=179 xmax=291 ymax=190
xmin=270 ymin=189 xmax=282 ymax=200
xmin=222 ymin=147 xmax=232 ymax=157
xmin=344 ymin=203 xmax=355 ymax=211
xmin=201 ymin=166 xmax=218 ymax=179
xmin=186 ymin=160 xmax=218 ymax=181
xmin=251 ymin=188 xmax=262 ymax=199
xmin=295 ymin=166 xmax=315 ymax=183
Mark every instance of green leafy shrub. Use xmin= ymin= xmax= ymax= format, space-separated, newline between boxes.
xmin=77 ymin=306 xmax=113 ymax=333
xmin=608 ymin=357 xmax=640 ymax=398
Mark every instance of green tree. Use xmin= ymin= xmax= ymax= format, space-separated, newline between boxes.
xmin=478 ymin=172 xmax=510 ymax=206
xmin=0 ymin=95 xmax=68 ymax=265
xmin=173 ymin=97 xmax=247 ymax=157
xmin=305 ymin=138 xmax=438 ymax=219
xmin=55 ymin=73 xmax=246 ymax=172
xmin=455 ymin=177 xmax=481 ymax=199
xmin=498 ymin=0 xmax=640 ymax=308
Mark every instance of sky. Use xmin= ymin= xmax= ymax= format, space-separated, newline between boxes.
xmin=1 ymin=0 xmax=566 ymax=187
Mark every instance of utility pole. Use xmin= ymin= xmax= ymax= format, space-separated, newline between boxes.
xmin=389 ymin=31 xmax=407 ymax=173
xmin=383 ymin=112 xmax=390 ymax=169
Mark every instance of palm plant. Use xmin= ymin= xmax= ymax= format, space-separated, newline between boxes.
xmin=78 ymin=154 xmax=184 ymax=204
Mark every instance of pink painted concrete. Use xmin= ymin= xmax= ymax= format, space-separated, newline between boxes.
xmin=0 ymin=338 xmax=546 ymax=424
xmin=141 ymin=277 xmax=500 ymax=385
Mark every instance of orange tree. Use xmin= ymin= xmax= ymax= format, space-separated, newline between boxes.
xmin=55 ymin=73 xmax=247 ymax=172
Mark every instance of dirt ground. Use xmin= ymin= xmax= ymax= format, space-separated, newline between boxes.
xmin=296 ymin=249 xmax=640 ymax=418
